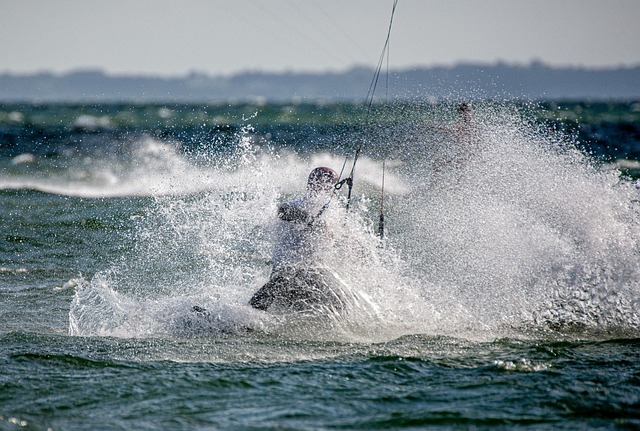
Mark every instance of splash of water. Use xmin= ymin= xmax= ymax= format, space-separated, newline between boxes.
xmin=69 ymin=103 xmax=640 ymax=341
xmin=390 ymin=102 xmax=640 ymax=337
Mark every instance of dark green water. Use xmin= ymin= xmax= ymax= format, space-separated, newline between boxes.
xmin=3 ymin=332 xmax=640 ymax=430
xmin=1 ymin=101 xmax=639 ymax=430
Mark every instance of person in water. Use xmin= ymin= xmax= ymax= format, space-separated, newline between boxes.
xmin=249 ymin=166 xmax=345 ymax=312
xmin=456 ymin=102 xmax=472 ymax=125
xmin=432 ymin=102 xmax=480 ymax=184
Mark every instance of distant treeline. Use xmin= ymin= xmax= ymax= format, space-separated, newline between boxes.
xmin=1 ymin=62 xmax=639 ymax=102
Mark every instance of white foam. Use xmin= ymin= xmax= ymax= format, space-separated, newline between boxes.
xmin=11 ymin=153 xmax=35 ymax=165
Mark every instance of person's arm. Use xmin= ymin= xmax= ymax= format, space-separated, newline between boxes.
xmin=278 ymin=202 xmax=310 ymax=223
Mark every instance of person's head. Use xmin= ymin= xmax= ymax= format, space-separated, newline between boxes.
xmin=307 ymin=166 xmax=337 ymax=193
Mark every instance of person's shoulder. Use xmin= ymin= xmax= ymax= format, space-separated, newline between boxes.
xmin=279 ymin=196 xmax=306 ymax=210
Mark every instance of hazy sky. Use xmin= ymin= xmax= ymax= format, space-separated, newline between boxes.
xmin=2 ymin=0 xmax=639 ymax=77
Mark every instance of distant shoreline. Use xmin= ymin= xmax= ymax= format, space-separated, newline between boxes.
xmin=1 ymin=62 xmax=639 ymax=103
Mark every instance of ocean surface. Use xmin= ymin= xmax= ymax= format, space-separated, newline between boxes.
xmin=1 ymin=100 xmax=640 ymax=430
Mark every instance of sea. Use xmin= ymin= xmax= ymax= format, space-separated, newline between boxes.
xmin=1 ymin=99 xmax=639 ymax=430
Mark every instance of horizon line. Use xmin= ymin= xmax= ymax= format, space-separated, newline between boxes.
xmin=2 ymin=60 xmax=640 ymax=79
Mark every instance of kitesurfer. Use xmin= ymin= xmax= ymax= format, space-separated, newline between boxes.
xmin=249 ymin=167 xmax=345 ymax=312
